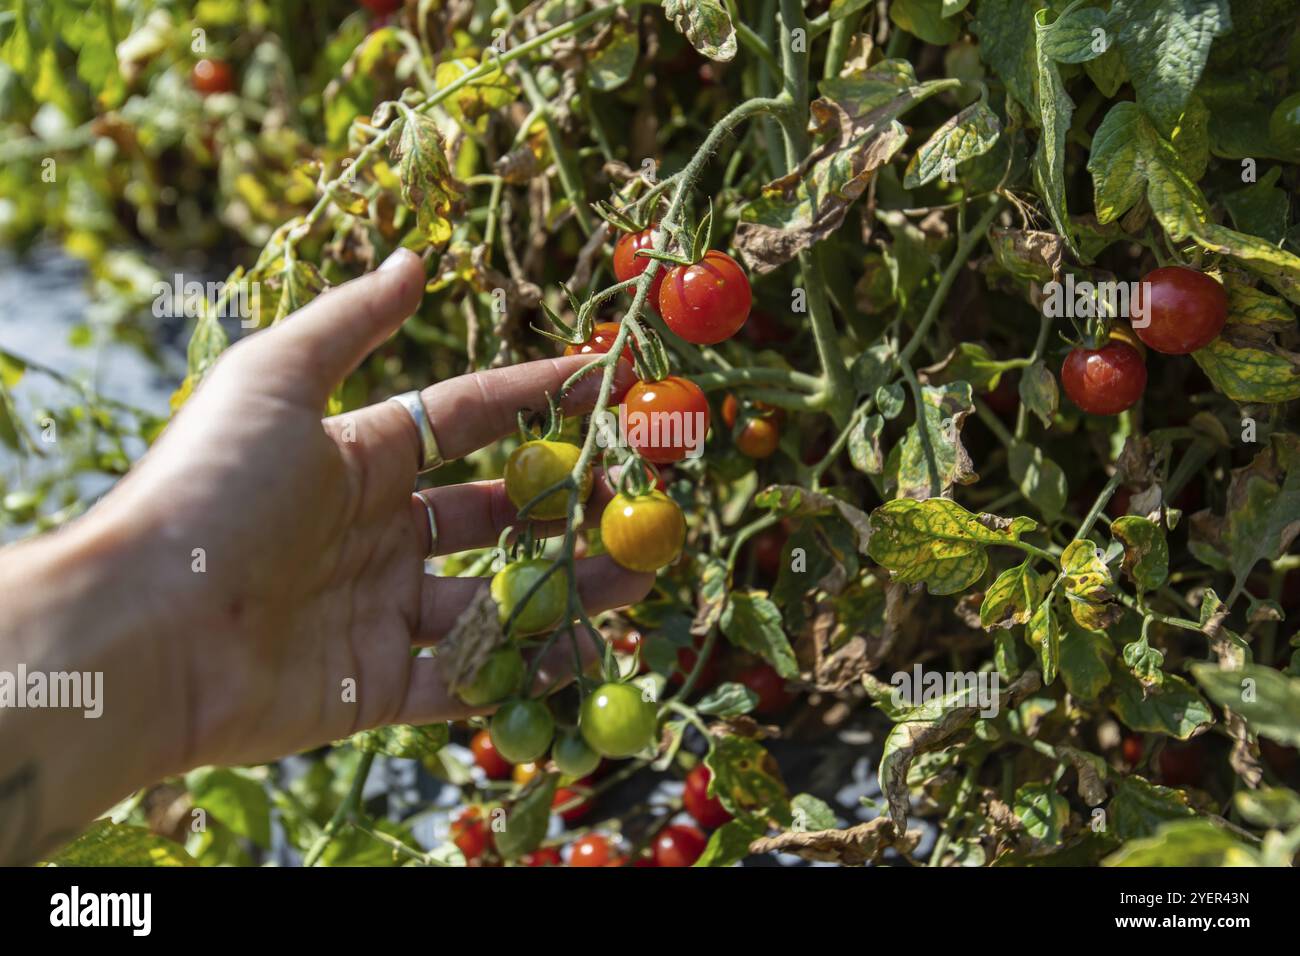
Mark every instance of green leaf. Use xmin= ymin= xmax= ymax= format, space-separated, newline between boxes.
xmin=980 ymin=559 xmax=1052 ymax=630
xmin=695 ymin=681 xmax=759 ymax=717
xmin=847 ymin=412 xmax=885 ymax=475
xmin=1110 ymin=516 xmax=1169 ymax=591
xmin=1221 ymin=166 xmax=1289 ymax=245
xmin=390 ymin=105 xmax=463 ymax=246
xmin=350 ymin=723 xmax=450 ymax=759
xmin=867 ymin=497 xmax=1037 ymax=595
xmin=1026 ymin=597 xmax=1060 ymax=684
xmin=1107 ymin=776 xmax=1196 ymax=839
xmin=1019 ymin=359 xmax=1059 ymax=428
xmin=890 ymin=0 xmax=961 ymax=45
xmin=721 ymin=591 xmax=798 ymax=678
xmin=1031 ymin=8 xmax=1078 ymax=255
xmin=706 ymin=736 xmax=790 ymax=825
xmin=895 ymin=381 xmax=978 ymax=500
xmin=1014 ymin=782 xmax=1069 ymax=845
xmin=433 ymin=58 xmax=518 ymax=134
xmin=1233 ymin=787 xmax=1300 ymax=829
xmin=1192 ymin=331 xmax=1300 ymax=404
xmin=1192 ymin=662 xmax=1300 ymax=747
xmin=45 ymin=820 xmax=196 ymax=867
xmin=1059 ymin=539 xmax=1118 ymax=629
xmin=1037 ymin=3 xmax=1109 ymax=63
xmin=271 ymin=256 xmax=328 ymax=325
xmin=905 ymin=99 xmax=1002 ymax=189
xmin=1107 ymin=0 xmax=1231 ymax=137
xmin=1009 ymin=439 xmax=1068 ymax=520
xmin=927 ymin=342 xmax=1024 ymax=393
xmin=876 ymin=382 xmax=906 ymax=419
xmin=1059 ymin=622 xmax=1113 ymax=700
xmin=971 ymin=0 xmax=1041 ymax=117
xmin=791 ymin=793 xmax=838 ymax=832
xmin=494 ymin=774 xmax=559 ymax=861
xmin=1109 ymin=670 xmax=1214 ymax=739
xmin=184 ymin=767 xmax=272 ymax=849
xmin=1103 ymin=819 xmax=1259 ymax=867
xmin=694 ymin=817 xmax=765 ymax=867
xmin=662 ymin=0 xmax=737 ymax=62
xmin=585 ymin=22 xmax=639 ymax=92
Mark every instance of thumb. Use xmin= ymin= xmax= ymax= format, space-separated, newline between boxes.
xmin=236 ymin=249 xmax=425 ymax=406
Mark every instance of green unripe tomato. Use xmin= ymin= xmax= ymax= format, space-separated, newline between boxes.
xmin=491 ymin=558 xmax=569 ymax=635
xmin=456 ymin=646 xmax=525 ymax=706
xmin=503 ymin=439 xmax=591 ymax=521
xmin=579 ymin=682 xmax=658 ymax=758
xmin=489 ymin=698 xmax=555 ymax=764
xmin=552 ymin=729 xmax=601 ymax=778
xmin=1270 ymin=92 xmax=1300 ymax=154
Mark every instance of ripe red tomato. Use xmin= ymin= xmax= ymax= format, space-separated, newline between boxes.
xmin=471 ymin=728 xmax=513 ymax=779
xmin=734 ymin=417 xmax=780 ymax=459
xmin=564 ymin=320 xmax=636 ymax=366
xmin=667 ymin=642 xmax=720 ymax=691
xmin=653 ymin=823 xmax=708 ymax=867
xmin=191 ymin=59 xmax=234 ymax=95
xmin=520 ymin=846 xmax=562 ymax=867
xmin=451 ymin=807 xmax=489 ymax=862
xmin=720 ymin=394 xmax=783 ymax=429
xmin=1131 ymin=266 xmax=1226 ymax=355
xmin=1060 ymin=341 xmax=1146 ymax=415
xmin=737 ymin=662 xmax=795 ymax=716
xmin=553 ymin=783 xmax=594 ymax=824
xmin=360 ymin=0 xmax=403 ymax=13
xmin=622 ymin=376 xmax=710 ymax=464
xmin=568 ymin=833 xmax=616 ymax=867
xmin=1120 ymin=734 xmax=1143 ymax=766
xmin=613 ymin=226 xmax=666 ymax=303
xmin=658 ymin=250 xmax=752 ymax=345
xmin=610 ymin=629 xmax=643 ymax=657
xmin=683 ymin=764 xmax=732 ymax=829
xmin=601 ymin=490 xmax=686 ymax=573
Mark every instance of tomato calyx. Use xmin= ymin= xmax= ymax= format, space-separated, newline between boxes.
xmin=631 ymin=200 xmax=715 ymax=269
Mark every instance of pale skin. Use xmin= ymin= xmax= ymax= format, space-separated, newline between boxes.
xmin=0 ymin=249 xmax=652 ymax=864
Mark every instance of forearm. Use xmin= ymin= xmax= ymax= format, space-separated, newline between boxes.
xmin=0 ymin=512 xmax=183 ymax=864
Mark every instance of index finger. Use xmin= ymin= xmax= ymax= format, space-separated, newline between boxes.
xmin=387 ymin=354 xmax=636 ymax=471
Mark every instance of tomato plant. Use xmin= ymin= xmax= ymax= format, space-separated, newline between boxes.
xmin=552 ymin=730 xmax=601 ymax=778
xmin=568 ymin=833 xmax=616 ymax=867
xmin=1132 ymin=267 xmax=1228 ymax=355
xmin=613 ymin=226 xmax=666 ymax=303
xmin=736 ymin=663 xmax=794 ymax=716
xmin=456 ymin=646 xmax=525 ymax=707
xmin=683 ymin=764 xmax=732 ymax=830
xmin=653 ymin=823 xmax=707 ymax=867
xmin=191 ymin=59 xmax=234 ymax=95
xmin=564 ymin=321 xmax=635 ymax=366
xmin=490 ymin=559 xmax=569 ymax=635
xmin=552 ymin=783 xmax=594 ymax=825
xmin=450 ymin=808 xmax=489 ymax=863
xmin=471 ymin=728 xmax=513 ymax=780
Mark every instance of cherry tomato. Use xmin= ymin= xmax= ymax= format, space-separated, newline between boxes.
xmin=565 ymin=321 xmax=635 ymax=366
xmin=553 ymin=783 xmax=594 ymax=824
xmin=1060 ymin=341 xmax=1147 ymax=416
xmin=737 ymin=662 xmax=795 ymax=716
xmin=553 ymin=729 xmax=601 ymax=778
xmin=750 ymin=524 xmax=789 ymax=581
xmin=471 ymin=728 xmax=513 ymax=780
xmin=489 ymin=698 xmax=555 ymax=763
xmin=622 ymin=376 xmax=710 ymax=464
xmin=1269 ymin=92 xmax=1300 ymax=153
xmin=451 ymin=807 xmax=489 ymax=862
xmin=191 ymin=59 xmax=234 ymax=95
xmin=520 ymin=846 xmax=562 ymax=867
xmin=1158 ymin=741 xmax=1204 ymax=788
xmin=512 ymin=759 xmax=544 ymax=787
xmin=579 ymin=681 xmax=658 ymax=758
xmin=610 ymin=629 xmax=643 ymax=657
xmin=569 ymin=833 xmax=615 ymax=867
xmin=504 ymin=439 xmax=591 ymax=521
xmin=720 ymin=394 xmax=783 ymax=429
xmin=490 ymin=558 xmax=569 ymax=635
xmin=667 ymin=643 xmax=720 ymax=691
xmin=457 ymin=646 xmax=525 ymax=706
xmin=735 ymin=416 xmax=780 ymax=459
xmin=684 ymin=764 xmax=732 ymax=829
xmin=613 ymin=226 xmax=666 ymax=302
xmin=653 ymin=823 xmax=708 ymax=867
xmin=360 ymin=0 xmax=403 ymax=13
xmin=1121 ymin=734 xmax=1143 ymax=766
xmin=658 ymin=251 xmax=752 ymax=345
xmin=601 ymin=490 xmax=686 ymax=573
xmin=1131 ymin=266 xmax=1227 ymax=354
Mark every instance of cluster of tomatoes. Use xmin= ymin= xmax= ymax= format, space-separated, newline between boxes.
xmin=1059 ymin=265 xmax=1227 ymax=416
xmin=458 ymin=726 xmax=733 ymax=866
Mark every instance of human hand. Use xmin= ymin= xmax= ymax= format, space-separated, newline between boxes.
xmin=85 ymin=248 xmax=650 ymax=773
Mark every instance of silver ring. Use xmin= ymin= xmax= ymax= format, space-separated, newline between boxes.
xmin=387 ymin=391 xmax=444 ymax=473
xmin=415 ymin=493 xmax=439 ymax=559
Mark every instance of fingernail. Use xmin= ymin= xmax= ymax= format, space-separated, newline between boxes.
xmin=380 ymin=248 xmax=417 ymax=272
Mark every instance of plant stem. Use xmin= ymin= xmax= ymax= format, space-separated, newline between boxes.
xmin=302 ymin=750 xmax=375 ymax=867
